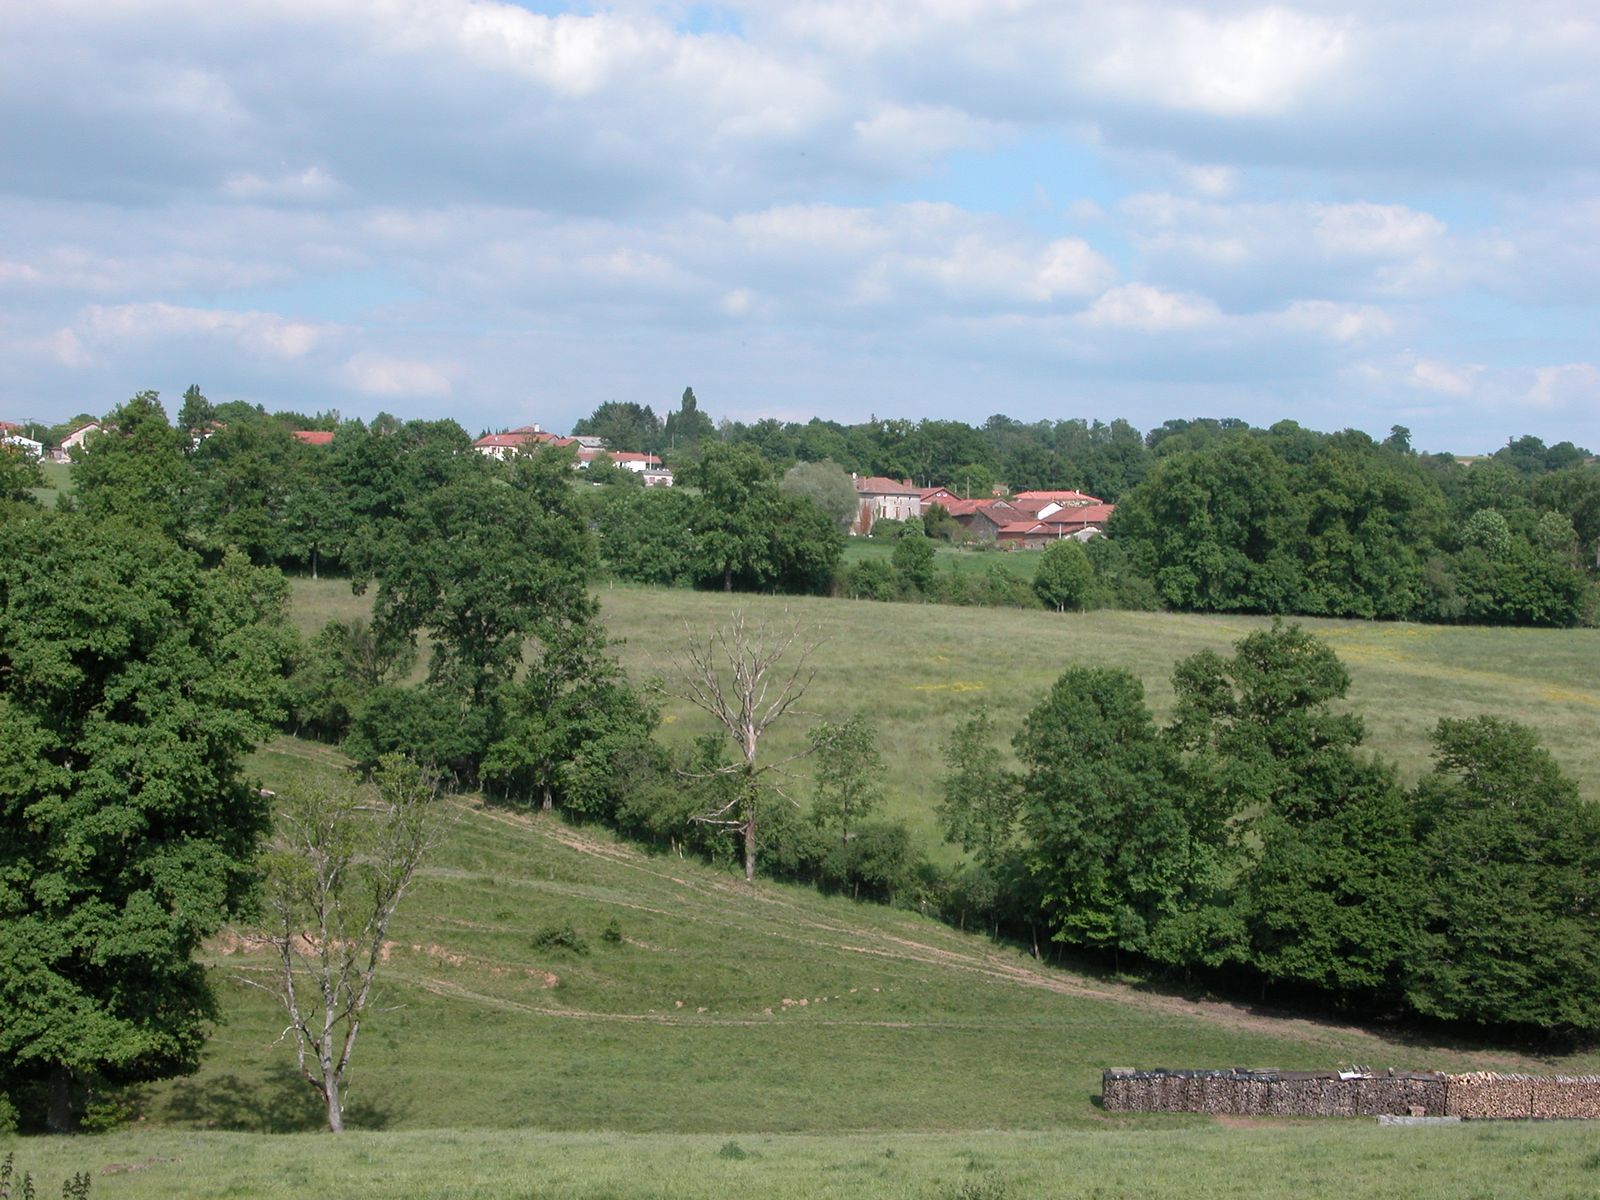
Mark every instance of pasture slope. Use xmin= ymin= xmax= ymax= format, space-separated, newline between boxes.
xmin=18 ymin=731 xmax=1598 ymax=1198
xmin=12 ymin=585 xmax=1595 ymax=1197
xmin=289 ymin=578 xmax=1600 ymax=858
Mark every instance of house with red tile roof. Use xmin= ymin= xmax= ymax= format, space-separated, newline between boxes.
xmin=292 ymin=430 xmax=335 ymax=446
xmin=852 ymin=475 xmax=922 ymax=535
xmin=1012 ymin=489 xmax=1101 ymax=507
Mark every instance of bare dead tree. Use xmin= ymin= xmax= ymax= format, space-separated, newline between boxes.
xmin=673 ymin=611 xmax=818 ymax=882
xmin=241 ymin=754 xmax=447 ymax=1133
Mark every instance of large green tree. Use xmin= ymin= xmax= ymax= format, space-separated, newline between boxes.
xmin=571 ymin=401 xmax=663 ymax=454
xmin=1016 ymin=667 xmax=1204 ymax=959
xmin=1406 ymin=717 xmax=1600 ymax=1035
xmin=0 ymin=513 xmax=294 ymax=1129
xmin=71 ymin=391 xmax=191 ymax=538
xmin=359 ymin=449 xmax=594 ymax=707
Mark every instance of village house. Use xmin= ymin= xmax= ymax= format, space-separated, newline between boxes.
xmin=292 ymin=430 xmax=335 ymax=447
xmin=851 ymin=475 xmax=922 ymax=535
xmin=0 ymin=422 xmax=43 ymax=458
xmin=54 ymin=421 xmax=101 ymax=462
xmin=471 ymin=426 xmax=582 ymax=460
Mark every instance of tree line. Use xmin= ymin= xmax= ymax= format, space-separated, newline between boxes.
xmin=576 ymin=395 xmax=1599 ymax=627
xmin=936 ymin=623 xmax=1600 ymax=1040
xmin=12 ymin=386 xmax=1594 ymax=627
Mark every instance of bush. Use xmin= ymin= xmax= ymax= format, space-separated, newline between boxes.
xmin=841 ymin=557 xmax=896 ymax=601
xmin=531 ymin=924 xmax=589 ymax=956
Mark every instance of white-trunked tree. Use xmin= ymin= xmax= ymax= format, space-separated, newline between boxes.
xmin=246 ymin=755 xmax=446 ymax=1133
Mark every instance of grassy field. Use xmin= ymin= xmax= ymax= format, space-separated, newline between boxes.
xmin=25 ymin=459 xmax=72 ymax=507
xmin=147 ymin=739 xmax=1595 ymax=1140
xmin=287 ymin=579 xmax=1600 ymax=857
xmin=12 ymin=1122 xmax=1600 ymax=1199
xmin=12 ymin=731 xmax=1600 ymax=1193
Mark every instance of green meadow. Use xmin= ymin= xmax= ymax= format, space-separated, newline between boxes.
xmin=10 ymin=581 xmax=1598 ymax=1197
xmin=285 ymin=577 xmax=1600 ymax=856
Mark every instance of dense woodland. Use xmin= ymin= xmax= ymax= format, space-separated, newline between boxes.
xmin=3 ymin=387 xmax=1599 ymax=1135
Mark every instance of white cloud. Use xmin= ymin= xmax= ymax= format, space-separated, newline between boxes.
xmin=342 ymin=352 xmax=452 ymax=398
xmin=80 ymin=302 xmax=325 ymax=358
xmin=223 ymin=166 xmax=341 ymax=203
xmin=1527 ymin=363 xmax=1600 ymax=410
xmin=1085 ymin=5 xmax=1348 ymax=118
xmin=1088 ymin=283 xmax=1221 ymax=332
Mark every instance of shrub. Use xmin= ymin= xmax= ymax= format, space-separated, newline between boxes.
xmin=531 ymin=924 xmax=589 ymax=956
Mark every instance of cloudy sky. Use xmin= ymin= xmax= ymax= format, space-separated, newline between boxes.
xmin=3 ymin=0 xmax=1597 ymax=451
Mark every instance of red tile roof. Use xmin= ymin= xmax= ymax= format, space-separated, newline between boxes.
xmin=1039 ymin=503 xmax=1115 ymax=526
xmin=1013 ymin=489 xmax=1102 ymax=504
xmin=293 ymin=430 xmax=335 ymax=446
xmin=853 ymin=475 xmax=920 ymax=495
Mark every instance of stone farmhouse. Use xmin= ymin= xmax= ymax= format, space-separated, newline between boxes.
xmin=851 ymin=475 xmax=921 ymax=535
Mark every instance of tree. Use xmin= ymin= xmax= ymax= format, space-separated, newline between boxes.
xmin=249 ymin=755 xmax=446 ymax=1133
xmin=1166 ymin=621 xmax=1364 ymax=829
xmin=1016 ymin=667 xmax=1201 ymax=959
xmin=595 ymin=487 xmax=697 ymax=586
xmin=664 ymin=386 xmax=715 ymax=453
xmin=675 ymin=614 xmax=817 ymax=882
xmin=1406 ymin=717 xmax=1600 ymax=1034
xmin=808 ymin=714 xmax=884 ymax=846
xmin=1115 ymin=435 xmax=1305 ymax=613
xmin=0 ymin=445 xmax=43 ymax=506
xmin=571 ymin=401 xmax=663 ymax=454
xmin=1033 ymin=539 xmax=1094 ymax=611
xmin=935 ymin=709 xmax=1020 ymax=871
xmin=177 ymin=384 xmax=215 ymax=439
xmin=891 ymin=530 xmax=935 ymax=595
xmin=71 ymin=391 xmax=191 ymax=538
xmin=686 ymin=444 xmax=779 ymax=592
xmin=0 ymin=514 xmax=293 ymax=1130
xmin=1235 ymin=759 xmax=1419 ymax=1001
xmin=780 ymin=459 xmax=857 ymax=532
xmin=480 ymin=621 xmax=659 ymax=816
xmin=361 ymin=450 xmax=594 ymax=707
xmin=936 ymin=709 xmax=1022 ymax=932
xmin=189 ymin=414 xmax=307 ymax=564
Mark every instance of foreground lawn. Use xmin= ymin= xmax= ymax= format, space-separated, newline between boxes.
xmin=8 ymin=1122 xmax=1596 ymax=1199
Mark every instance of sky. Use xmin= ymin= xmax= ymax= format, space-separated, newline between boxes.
xmin=2 ymin=0 xmax=1598 ymax=453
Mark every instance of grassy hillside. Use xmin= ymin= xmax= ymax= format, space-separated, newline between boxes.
xmin=15 ymin=734 xmax=1600 ymax=1195
xmin=143 ymin=737 xmax=1595 ymax=1138
xmin=288 ymin=579 xmax=1600 ymax=858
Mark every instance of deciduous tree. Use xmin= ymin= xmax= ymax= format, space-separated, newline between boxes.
xmin=248 ymin=755 xmax=446 ymax=1133
xmin=674 ymin=614 xmax=817 ymax=882
xmin=0 ymin=514 xmax=293 ymax=1130
xmin=1033 ymin=539 xmax=1094 ymax=611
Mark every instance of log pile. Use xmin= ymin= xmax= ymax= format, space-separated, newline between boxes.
xmin=1446 ymin=1072 xmax=1600 ymax=1119
xmin=1104 ymin=1068 xmax=1600 ymax=1120
xmin=1101 ymin=1069 xmax=1445 ymax=1117
xmin=1445 ymin=1072 xmax=1534 ymax=1119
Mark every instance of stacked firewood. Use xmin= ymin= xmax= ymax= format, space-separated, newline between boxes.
xmin=1445 ymin=1072 xmax=1535 ymax=1119
xmin=1101 ymin=1069 xmax=1446 ymax=1117
xmin=1446 ymin=1073 xmax=1600 ymax=1119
